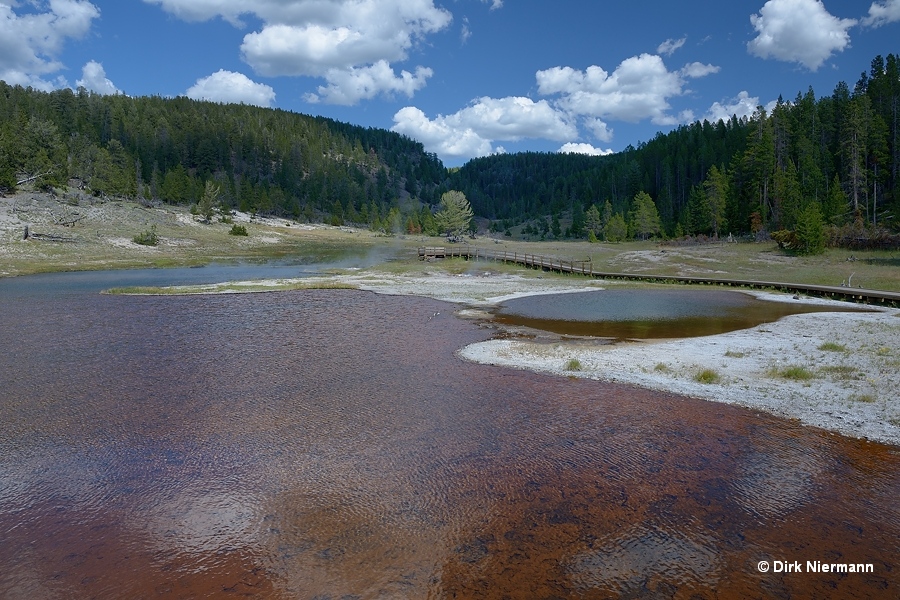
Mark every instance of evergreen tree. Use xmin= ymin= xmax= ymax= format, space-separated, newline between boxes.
xmin=742 ymin=107 xmax=776 ymax=229
xmin=794 ymin=203 xmax=825 ymax=255
xmin=600 ymin=200 xmax=613 ymax=238
xmin=198 ymin=180 xmax=220 ymax=223
xmin=435 ymin=190 xmax=474 ymax=239
xmin=686 ymin=185 xmax=710 ymax=235
xmin=628 ymin=191 xmax=662 ymax=240
xmin=702 ymin=165 xmax=729 ymax=237
xmin=773 ymin=159 xmax=801 ymax=229
xmin=823 ymin=174 xmax=847 ymax=224
xmin=584 ymin=204 xmax=601 ymax=238
xmin=842 ymin=94 xmax=871 ymax=217
xmin=606 ymin=213 xmax=628 ymax=242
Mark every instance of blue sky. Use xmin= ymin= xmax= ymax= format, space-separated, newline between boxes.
xmin=2 ymin=0 xmax=899 ymax=166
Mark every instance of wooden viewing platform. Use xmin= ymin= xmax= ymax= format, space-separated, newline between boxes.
xmin=417 ymin=245 xmax=900 ymax=307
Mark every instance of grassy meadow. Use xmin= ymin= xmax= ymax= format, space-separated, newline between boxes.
xmin=2 ymin=191 xmax=899 ymax=292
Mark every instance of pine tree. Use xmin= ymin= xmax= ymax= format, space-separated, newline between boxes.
xmin=584 ymin=204 xmax=601 ymax=238
xmin=435 ymin=190 xmax=474 ymax=239
xmin=606 ymin=213 xmax=628 ymax=242
xmin=198 ymin=180 xmax=220 ymax=223
xmin=823 ymin=174 xmax=847 ymax=224
xmin=600 ymin=200 xmax=613 ymax=237
xmin=703 ymin=165 xmax=729 ymax=237
xmin=628 ymin=191 xmax=662 ymax=240
xmin=794 ymin=203 xmax=825 ymax=255
xmin=842 ymin=94 xmax=871 ymax=217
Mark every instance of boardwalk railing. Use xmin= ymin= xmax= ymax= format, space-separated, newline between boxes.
xmin=419 ymin=246 xmax=593 ymax=274
xmin=417 ymin=245 xmax=900 ymax=307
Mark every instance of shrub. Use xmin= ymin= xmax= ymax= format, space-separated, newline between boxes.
xmin=771 ymin=229 xmax=799 ymax=251
xmin=133 ymin=225 xmax=159 ymax=246
xmin=564 ymin=358 xmax=582 ymax=371
xmin=229 ymin=224 xmax=248 ymax=236
xmin=694 ymin=368 xmax=720 ymax=384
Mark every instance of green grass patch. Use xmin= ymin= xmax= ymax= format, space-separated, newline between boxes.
xmin=818 ymin=342 xmax=847 ymax=352
xmin=851 ymin=394 xmax=877 ymax=403
xmin=725 ymin=350 xmax=746 ymax=358
xmin=654 ymin=363 xmax=672 ymax=373
xmin=694 ymin=368 xmax=721 ymax=384
xmin=818 ymin=365 xmax=860 ymax=380
xmin=564 ymin=358 xmax=583 ymax=371
xmin=769 ymin=365 xmax=816 ymax=380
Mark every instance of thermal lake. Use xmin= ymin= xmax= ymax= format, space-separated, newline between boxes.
xmin=491 ymin=288 xmax=871 ymax=340
xmin=0 ymin=269 xmax=897 ymax=598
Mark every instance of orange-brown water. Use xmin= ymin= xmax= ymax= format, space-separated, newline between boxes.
xmin=0 ymin=283 xmax=898 ymax=598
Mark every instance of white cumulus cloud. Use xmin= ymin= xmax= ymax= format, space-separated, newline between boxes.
xmin=862 ymin=0 xmax=900 ymax=27
xmin=680 ymin=62 xmax=720 ymax=78
xmin=0 ymin=0 xmax=100 ymax=90
xmin=747 ymin=0 xmax=856 ymax=71
xmin=536 ymin=54 xmax=718 ymax=126
xmin=558 ymin=142 xmax=614 ymax=156
xmin=704 ymin=91 xmax=760 ymax=123
xmin=584 ymin=118 xmax=613 ymax=143
xmin=186 ymin=70 xmax=276 ymax=107
xmin=143 ymin=0 xmax=452 ymax=104
xmin=392 ymin=96 xmax=576 ymax=162
xmin=76 ymin=61 xmax=120 ymax=95
xmin=305 ymin=61 xmax=432 ymax=105
xmin=392 ymin=106 xmax=495 ymax=160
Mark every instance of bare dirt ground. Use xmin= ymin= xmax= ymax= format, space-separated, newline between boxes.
xmin=0 ymin=190 xmax=382 ymax=276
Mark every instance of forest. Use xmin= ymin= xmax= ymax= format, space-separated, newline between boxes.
xmin=449 ymin=54 xmax=900 ymax=249
xmin=1 ymin=53 xmax=898 ymax=248
xmin=0 ymin=82 xmax=446 ymax=232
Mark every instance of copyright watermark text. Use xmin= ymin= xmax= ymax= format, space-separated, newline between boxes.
xmin=757 ymin=560 xmax=874 ymax=574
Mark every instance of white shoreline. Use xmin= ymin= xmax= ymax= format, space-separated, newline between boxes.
xmin=116 ymin=269 xmax=900 ymax=446
xmin=336 ymin=271 xmax=900 ymax=446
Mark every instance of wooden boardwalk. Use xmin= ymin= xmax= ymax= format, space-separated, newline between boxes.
xmin=418 ymin=245 xmax=900 ymax=307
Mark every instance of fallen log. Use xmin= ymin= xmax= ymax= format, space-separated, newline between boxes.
xmin=56 ymin=214 xmax=85 ymax=227
xmin=16 ymin=171 xmax=53 ymax=186
xmin=27 ymin=232 xmax=77 ymax=243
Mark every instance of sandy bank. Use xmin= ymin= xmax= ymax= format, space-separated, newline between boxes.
xmin=332 ymin=270 xmax=900 ymax=446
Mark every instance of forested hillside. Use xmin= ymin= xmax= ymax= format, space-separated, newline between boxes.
xmin=0 ymin=82 xmax=445 ymax=230
xmin=1 ymin=53 xmax=898 ymax=245
xmin=450 ymin=54 xmax=900 ymax=242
